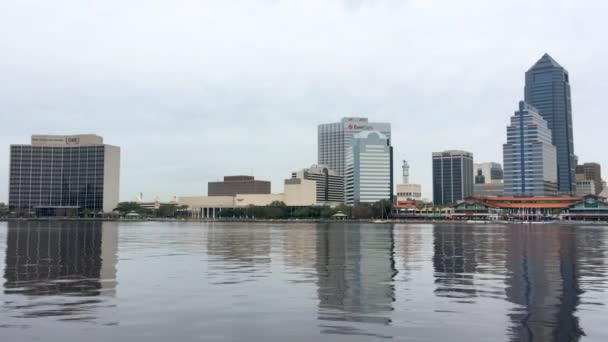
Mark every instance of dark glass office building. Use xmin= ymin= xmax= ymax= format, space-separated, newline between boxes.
xmin=432 ymin=150 xmax=474 ymax=206
xmin=8 ymin=135 xmax=120 ymax=216
xmin=525 ymin=53 xmax=576 ymax=194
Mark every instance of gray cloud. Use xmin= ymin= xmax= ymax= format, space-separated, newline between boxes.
xmin=1 ymin=0 xmax=607 ymax=202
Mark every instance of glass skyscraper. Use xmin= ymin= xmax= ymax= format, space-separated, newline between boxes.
xmin=525 ymin=53 xmax=576 ymax=194
xmin=503 ymin=101 xmax=558 ymax=196
xmin=432 ymin=150 xmax=474 ymax=206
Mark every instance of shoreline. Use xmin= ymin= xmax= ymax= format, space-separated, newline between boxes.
xmin=1 ymin=217 xmax=607 ymax=225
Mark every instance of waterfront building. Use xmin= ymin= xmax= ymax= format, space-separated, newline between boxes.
xmin=525 ymin=53 xmax=576 ymax=194
xmin=432 ymin=150 xmax=474 ymax=206
xmin=344 ymin=131 xmax=393 ymax=204
xmin=208 ymin=175 xmax=270 ymax=196
xmin=8 ymin=134 xmax=120 ymax=216
xmin=503 ymin=101 xmax=558 ymax=197
xmin=318 ymin=117 xmax=391 ymax=177
xmin=180 ymin=178 xmax=318 ymax=218
xmin=453 ymin=195 xmax=608 ymax=221
xmin=576 ymin=162 xmax=603 ymax=194
xmin=291 ymin=165 xmax=344 ymax=205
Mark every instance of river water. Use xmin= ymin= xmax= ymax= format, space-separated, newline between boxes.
xmin=0 ymin=221 xmax=607 ymax=342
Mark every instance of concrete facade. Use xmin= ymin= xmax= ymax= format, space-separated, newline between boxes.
xmin=291 ymin=165 xmax=344 ymax=204
xmin=396 ymin=184 xmax=422 ymax=202
xmin=208 ymin=175 xmax=271 ymax=196
xmin=474 ymin=162 xmax=503 ymax=184
xmin=474 ymin=182 xmax=504 ymax=197
xmin=576 ymin=163 xmax=603 ymax=195
xmin=179 ymin=178 xmax=317 ymax=218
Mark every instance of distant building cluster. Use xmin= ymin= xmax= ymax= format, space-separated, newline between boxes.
xmin=430 ymin=53 xmax=603 ymax=205
xmin=4 ymin=54 xmax=605 ymax=218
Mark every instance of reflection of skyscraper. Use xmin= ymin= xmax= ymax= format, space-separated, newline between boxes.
xmin=3 ymin=221 xmax=118 ymax=319
xmin=283 ymin=224 xmax=318 ymax=269
xmin=315 ymin=224 xmax=396 ymax=338
xmin=206 ymin=223 xmax=271 ymax=262
xmin=505 ymin=226 xmax=584 ymax=342
xmin=4 ymin=221 xmax=118 ymax=295
xmin=432 ymin=225 xmax=478 ymax=299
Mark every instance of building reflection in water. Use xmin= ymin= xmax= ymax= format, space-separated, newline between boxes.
xmin=3 ymin=221 xmax=118 ymax=319
xmin=433 ymin=225 xmax=479 ymax=300
xmin=315 ymin=223 xmax=396 ymax=338
xmin=205 ymin=223 xmax=271 ymax=284
xmin=505 ymin=226 xmax=587 ymax=342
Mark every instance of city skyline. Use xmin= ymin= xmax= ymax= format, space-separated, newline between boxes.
xmin=1 ymin=1 xmax=607 ymax=203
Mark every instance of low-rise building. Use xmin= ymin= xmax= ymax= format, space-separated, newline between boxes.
xmin=180 ymin=178 xmax=317 ymax=218
xmin=208 ymin=176 xmax=271 ymax=196
xmin=291 ymin=165 xmax=344 ymax=205
xmin=453 ymin=195 xmax=608 ymax=221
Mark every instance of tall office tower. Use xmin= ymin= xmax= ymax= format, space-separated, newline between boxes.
xmin=8 ymin=135 xmax=120 ymax=216
xmin=318 ymin=117 xmax=391 ymax=177
xmin=432 ymin=150 xmax=474 ymax=206
xmin=525 ymin=53 xmax=576 ymax=194
xmin=575 ymin=162 xmax=603 ymax=195
xmin=503 ymin=101 xmax=558 ymax=196
xmin=345 ymin=131 xmax=393 ymax=204
xmin=402 ymin=160 xmax=410 ymax=184
xmin=291 ymin=165 xmax=345 ymax=204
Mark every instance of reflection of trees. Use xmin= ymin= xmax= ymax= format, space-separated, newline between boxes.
xmin=315 ymin=223 xmax=396 ymax=338
xmin=505 ymin=225 xmax=586 ymax=342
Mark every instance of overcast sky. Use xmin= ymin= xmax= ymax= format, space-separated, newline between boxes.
xmin=1 ymin=0 xmax=607 ymax=203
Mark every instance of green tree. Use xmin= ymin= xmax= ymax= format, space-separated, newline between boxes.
xmin=114 ymin=202 xmax=145 ymax=215
xmin=371 ymin=199 xmax=393 ymax=218
xmin=157 ymin=203 xmax=180 ymax=217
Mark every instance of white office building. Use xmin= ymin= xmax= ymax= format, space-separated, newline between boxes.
xmin=318 ymin=117 xmax=391 ymax=177
xmin=345 ymin=131 xmax=393 ymax=204
xmin=503 ymin=101 xmax=558 ymax=196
